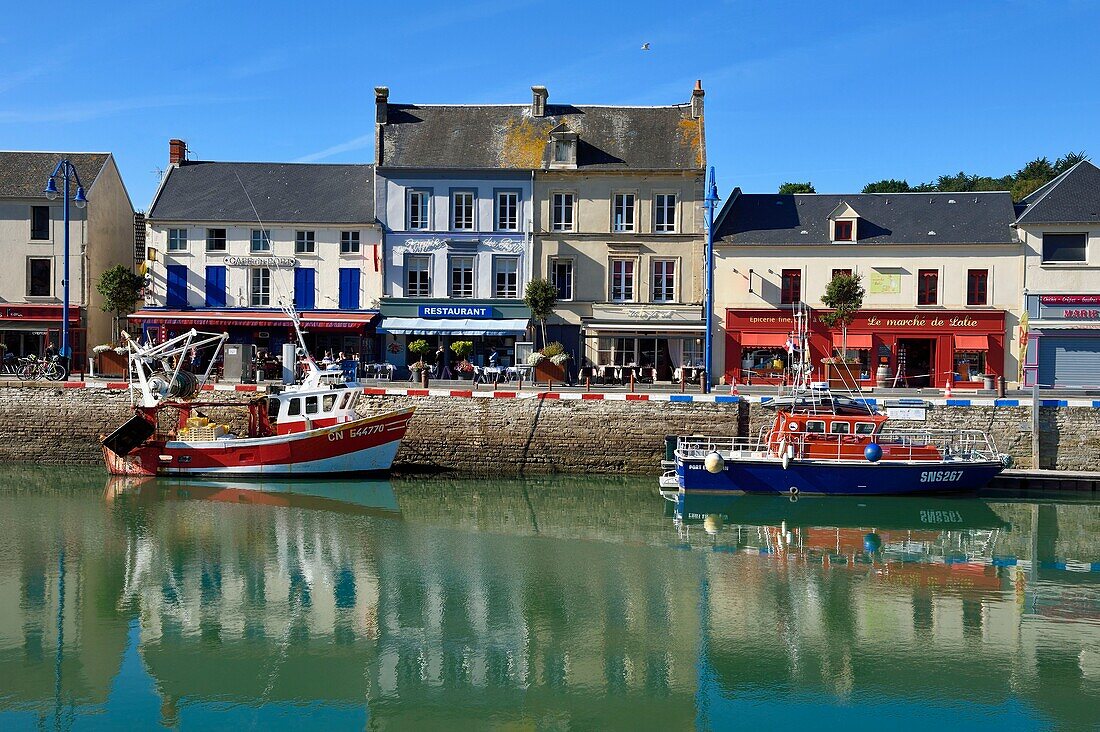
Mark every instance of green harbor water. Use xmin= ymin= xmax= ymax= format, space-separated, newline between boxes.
xmin=1 ymin=467 xmax=1099 ymax=730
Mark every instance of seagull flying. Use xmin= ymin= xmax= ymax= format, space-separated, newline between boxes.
xmin=641 ymin=42 xmax=650 ymax=51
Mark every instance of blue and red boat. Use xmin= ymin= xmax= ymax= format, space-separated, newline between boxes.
xmin=666 ymin=389 xmax=1011 ymax=496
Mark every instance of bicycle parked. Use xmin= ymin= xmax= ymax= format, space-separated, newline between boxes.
xmin=16 ymin=354 xmax=68 ymax=381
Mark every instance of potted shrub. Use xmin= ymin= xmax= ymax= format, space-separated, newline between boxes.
xmin=530 ymin=341 xmax=569 ymax=384
xmin=450 ymin=340 xmax=474 ymax=379
xmin=94 ymin=343 xmax=129 ymax=377
xmin=408 ymin=339 xmax=432 ymax=380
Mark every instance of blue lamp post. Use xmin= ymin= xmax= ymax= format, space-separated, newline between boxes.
xmin=43 ymin=161 xmax=87 ymax=371
xmin=703 ymin=166 xmax=720 ymax=394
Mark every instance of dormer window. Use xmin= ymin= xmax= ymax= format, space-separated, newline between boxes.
xmin=548 ymin=125 xmax=578 ymax=169
xmin=833 ymin=220 xmax=854 ymax=241
xmin=827 ymin=201 xmax=861 ymax=242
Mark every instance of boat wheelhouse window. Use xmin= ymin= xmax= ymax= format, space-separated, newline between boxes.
xmin=323 ymin=394 xmax=337 ymax=412
xmin=286 ymin=398 xmax=301 ymax=416
xmin=267 ymin=397 xmax=280 ymax=419
xmin=830 ymin=422 xmax=851 ymax=434
xmin=305 ymin=396 xmax=319 ymax=415
xmin=805 ymin=421 xmax=826 ymax=433
xmin=855 ymin=422 xmax=876 ymax=434
xmin=339 ymin=392 xmax=352 ymax=409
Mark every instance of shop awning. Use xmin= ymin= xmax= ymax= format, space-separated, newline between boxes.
xmin=128 ymin=309 xmax=377 ymax=330
xmin=954 ymin=334 xmax=990 ymax=350
xmin=740 ymin=333 xmax=789 ymax=347
xmin=831 ymin=333 xmax=873 ymax=349
xmin=584 ymin=322 xmax=706 ymax=333
xmin=378 ymin=317 xmax=529 ymax=336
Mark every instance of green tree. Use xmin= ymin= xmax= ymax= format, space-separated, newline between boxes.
xmin=819 ymin=273 xmax=865 ymax=358
xmin=862 ymin=179 xmax=911 ymax=193
xmin=1054 ymin=151 xmax=1087 ymax=175
xmin=778 ymin=181 xmax=815 ymax=194
xmin=524 ymin=278 xmax=557 ymax=348
xmin=95 ymin=264 xmax=145 ymax=340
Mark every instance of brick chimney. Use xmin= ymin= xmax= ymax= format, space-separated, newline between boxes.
xmin=531 ymin=85 xmax=548 ymax=117
xmin=169 ymin=139 xmax=187 ymax=165
xmin=375 ymin=86 xmax=389 ymax=125
xmin=691 ymin=80 xmax=704 ymax=119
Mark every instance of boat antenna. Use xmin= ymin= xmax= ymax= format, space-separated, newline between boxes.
xmin=232 ymin=170 xmax=321 ymax=387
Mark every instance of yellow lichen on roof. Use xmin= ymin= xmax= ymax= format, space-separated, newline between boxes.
xmin=678 ymin=117 xmax=704 ymax=168
xmin=501 ymin=117 xmax=554 ymax=168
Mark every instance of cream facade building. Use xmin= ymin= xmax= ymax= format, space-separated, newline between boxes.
xmin=0 ymin=152 xmax=134 ymax=363
xmin=712 ymin=191 xmax=1022 ymax=388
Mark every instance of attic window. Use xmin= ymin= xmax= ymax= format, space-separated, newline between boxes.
xmin=548 ymin=127 xmax=578 ymax=169
xmin=833 ymin=220 xmax=854 ymax=241
xmin=554 ymin=140 xmax=571 ymax=163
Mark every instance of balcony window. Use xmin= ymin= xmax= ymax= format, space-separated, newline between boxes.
xmin=494 ymin=257 xmax=519 ymax=298
xmin=450 ymin=256 xmax=474 ymax=298
xmin=250 ymin=267 xmax=271 ymax=306
xmin=406 ymin=255 xmax=430 ymax=297
xmin=550 ymin=258 xmax=573 ymax=301
xmin=552 ymin=193 xmax=574 ymax=232
xmin=610 ymin=259 xmax=635 ymax=302
xmin=652 ymin=259 xmax=676 ymax=302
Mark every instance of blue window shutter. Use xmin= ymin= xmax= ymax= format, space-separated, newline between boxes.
xmin=294 ymin=268 xmax=316 ymax=310
xmin=204 ymin=266 xmax=226 ymax=307
xmin=167 ymin=265 xmax=188 ymax=307
xmin=339 ymin=268 xmax=360 ymax=310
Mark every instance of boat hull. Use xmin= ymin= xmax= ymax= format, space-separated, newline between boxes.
xmin=103 ymin=407 xmax=414 ymax=477
xmin=676 ymin=456 xmax=1004 ymax=496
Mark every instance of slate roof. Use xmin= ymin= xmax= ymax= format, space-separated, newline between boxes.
xmin=0 ymin=152 xmax=110 ymax=198
xmin=379 ymin=103 xmax=704 ymax=171
xmin=1015 ymin=160 xmax=1100 ymax=224
xmin=148 ymin=161 xmax=375 ymax=224
xmin=715 ymin=191 xmax=1017 ymax=246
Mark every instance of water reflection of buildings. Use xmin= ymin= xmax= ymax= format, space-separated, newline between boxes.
xmin=0 ymin=467 xmax=1098 ymax=729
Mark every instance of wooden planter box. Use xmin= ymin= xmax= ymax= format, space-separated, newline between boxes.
xmin=533 ymin=360 xmax=566 ymax=384
xmin=96 ymin=350 xmax=128 ymax=377
xmin=824 ymin=361 xmax=861 ymax=390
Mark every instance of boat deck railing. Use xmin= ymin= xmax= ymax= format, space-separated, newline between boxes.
xmin=675 ymin=428 xmax=1002 ymax=463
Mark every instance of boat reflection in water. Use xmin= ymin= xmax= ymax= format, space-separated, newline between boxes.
xmin=1 ymin=466 xmax=1098 ymax=730
xmin=105 ymin=474 xmax=402 ymax=518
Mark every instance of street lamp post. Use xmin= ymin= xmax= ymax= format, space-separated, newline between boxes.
xmin=43 ymin=161 xmax=87 ymax=372
xmin=703 ymin=166 xmax=720 ymax=394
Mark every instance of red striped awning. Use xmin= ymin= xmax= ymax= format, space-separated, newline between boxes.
xmin=128 ymin=309 xmax=377 ymax=330
xmin=740 ymin=333 xmax=789 ymax=347
xmin=954 ymin=334 xmax=990 ymax=351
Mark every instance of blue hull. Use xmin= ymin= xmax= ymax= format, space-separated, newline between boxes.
xmin=676 ymin=457 xmax=1004 ymax=496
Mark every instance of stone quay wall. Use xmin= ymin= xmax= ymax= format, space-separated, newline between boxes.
xmin=0 ymin=383 xmax=1097 ymax=473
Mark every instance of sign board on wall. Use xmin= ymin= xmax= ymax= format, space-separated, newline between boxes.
xmin=226 ymin=256 xmax=298 ymax=268
xmin=869 ymin=272 xmax=901 ymax=294
xmin=886 ymin=406 xmax=927 ymax=421
xmin=418 ymin=305 xmax=493 ymax=319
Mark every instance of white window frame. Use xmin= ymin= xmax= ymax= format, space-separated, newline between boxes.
xmin=552 ymin=192 xmax=575 ymax=232
xmin=206 ymin=228 xmax=227 ymax=252
xmin=250 ymin=229 xmax=271 ymax=253
xmin=1041 ymin=232 xmax=1088 ymax=265
xmin=550 ymin=257 xmax=574 ymax=301
xmin=495 ymin=190 xmax=520 ymax=232
xmin=406 ymin=255 xmax=431 ymax=297
xmin=340 ymin=230 xmax=360 ymax=254
xmin=493 ymin=256 xmax=519 ymax=298
xmin=167 ymin=228 xmax=188 ymax=252
xmin=30 ymin=205 xmax=51 ymax=242
xmin=655 ymin=193 xmax=677 ymax=233
xmin=250 ymin=267 xmax=271 ymax=306
xmin=295 ymin=230 xmax=316 ymax=254
xmin=449 ymin=255 xmax=475 ymax=298
xmin=609 ymin=258 xmax=636 ymax=303
xmin=651 ymin=259 xmax=677 ymax=303
xmin=612 ymin=193 xmax=636 ymax=233
xmin=26 ymin=257 xmax=52 ymax=298
xmin=407 ymin=190 xmax=430 ymax=231
xmin=451 ymin=191 xmax=475 ymax=231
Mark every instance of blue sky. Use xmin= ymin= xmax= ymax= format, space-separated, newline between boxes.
xmin=2 ymin=0 xmax=1097 ymax=208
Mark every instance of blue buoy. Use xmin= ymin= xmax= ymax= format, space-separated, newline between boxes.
xmin=863 ymin=532 xmax=882 ymax=553
xmin=864 ymin=443 xmax=883 ymax=463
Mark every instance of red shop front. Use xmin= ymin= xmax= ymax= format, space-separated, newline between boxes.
xmin=725 ymin=309 xmax=1006 ymax=389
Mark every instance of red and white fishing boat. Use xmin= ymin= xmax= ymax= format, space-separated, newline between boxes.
xmin=102 ymin=311 xmax=414 ymax=477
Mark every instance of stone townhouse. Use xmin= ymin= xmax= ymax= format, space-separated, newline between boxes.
xmin=134 ymin=140 xmax=382 ymax=360
xmin=532 ymin=83 xmax=708 ymax=381
xmin=0 ymin=151 xmax=135 ymax=365
xmin=372 ymin=83 xmax=707 ymax=381
xmin=1015 ymin=160 xmax=1100 ymax=387
xmin=712 ymin=190 xmax=1022 ymax=388
xmin=373 ymin=87 xmax=536 ymax=375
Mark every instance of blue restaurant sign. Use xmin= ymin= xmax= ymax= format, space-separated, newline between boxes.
xmin=418 ymin=305 xmax=493 ymax=319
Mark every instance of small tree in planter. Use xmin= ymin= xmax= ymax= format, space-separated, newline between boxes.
xmin=96 ymin=264 xmax=145 ymax=341
xmin=820 ymin=272 xmax=865 ymax=386
xmin=524 ymin=277 xmax=557 ymax=348
xmin=450 ymin=340 xmax=474 ymax=379
xmin=407 ymin=339 xmax=432 ymax=377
